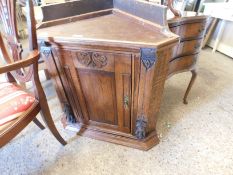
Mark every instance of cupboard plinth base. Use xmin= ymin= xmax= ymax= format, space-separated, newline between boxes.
xmin=78 ymin=127 xmax=159 ymax=151
xmin=62 ymin=116 xmax=159 ymax=150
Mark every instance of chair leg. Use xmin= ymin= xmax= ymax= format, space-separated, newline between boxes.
xmin=37 ymin=82 xmax=67 ymax=145
xmin=183 ymin=70 xmax=197 ymax=105
xmin=39 ymin=106 xmax=67 ymax=145
xmin=39 ymin=104 xmax=67 ymax=145
xmin=33 ymin=118 xmax=45 ymax=130
xmin=5 ymin=72 xmax=16 ymax=83
xmin=33 ymin=62 xmax=66 ymax=145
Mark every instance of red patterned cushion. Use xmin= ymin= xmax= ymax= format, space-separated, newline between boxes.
xmin=0 ymin=82 xmax=35 ymax=126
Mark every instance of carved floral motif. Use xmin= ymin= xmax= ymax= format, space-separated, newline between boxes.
xmin=76 ymin=52 xmax=107 ymax=68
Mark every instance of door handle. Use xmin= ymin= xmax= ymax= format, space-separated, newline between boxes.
xmin=124 ymin=95 xmax=129 ymax=109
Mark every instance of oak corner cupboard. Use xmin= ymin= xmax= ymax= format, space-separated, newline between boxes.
xmin=37 ymin=0 xmax=179 ymax=150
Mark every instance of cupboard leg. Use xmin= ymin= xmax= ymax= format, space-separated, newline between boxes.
xmin=183 ymin=70 xmax=197 ymax=104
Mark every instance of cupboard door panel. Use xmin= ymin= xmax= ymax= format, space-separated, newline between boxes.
xmin=55 ymin=49 xmax=132 ymax=133
xmin=77 ymin=69 xmax=118 ymax=125
xmin=115 ymin=54 xmax=132 ymax=133
xmin=122 ymin=74 xmax=131 ymax=129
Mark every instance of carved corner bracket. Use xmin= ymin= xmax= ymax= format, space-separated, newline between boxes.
xmin=140 ymin=48 xmax=157 ymax=71
xmin=40 ymin=41 xmax=52 ymax=58
xmin=135 ymin=116 xmax=148 ymax=140
xmin=76 ymin=52 xmax=107 ymax=68
xmin=64 ymin=103 xmax=77 ymax=123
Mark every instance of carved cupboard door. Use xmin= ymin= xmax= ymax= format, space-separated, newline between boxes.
xmin=56 ymin=49 xmax=132 ymax=133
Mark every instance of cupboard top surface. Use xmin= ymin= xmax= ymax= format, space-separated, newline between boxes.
xmin=37 ymin=10 xmax=178 ymax=48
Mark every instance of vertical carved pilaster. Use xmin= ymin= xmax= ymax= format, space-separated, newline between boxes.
xmin=40 ymin=41 xmax=77 ymax=124
xmin=134 ymin=48 xmax=158 ymax=140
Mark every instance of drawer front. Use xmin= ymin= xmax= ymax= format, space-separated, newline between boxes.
xmin=170 ymin=22 xmax=206 ymax=40
xmin=168 ymin=54 xmax=198 ymax=76
xmin=54 ymin=48 xmax=132 ymax=133
xmin=170 ymin=39 xmax=202 ymax=60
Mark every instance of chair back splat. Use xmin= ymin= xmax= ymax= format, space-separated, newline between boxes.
xmin=0 ymin=0 xmax=67 ymax=148
xmin=0 ymin=0 xmax=22 ymax=61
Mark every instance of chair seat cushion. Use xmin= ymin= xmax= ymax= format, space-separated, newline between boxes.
xmin=0 ymin=82 xmax=35 ymax=126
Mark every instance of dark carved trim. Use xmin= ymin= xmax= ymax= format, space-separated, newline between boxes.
xmin=43 ymin=49 xmax=51 ymax=58
xmin=64 ymin=103 xmax=77 ymax=123
xmin=140 ymin=48 xmax=157 ymax=71
xmin=40 ymin=41 xmax=52 ymax=58
xmin=76 ymin=52 xmax=107 ymax=68
xmin=92 ymin=52 xmax=108 ymax=68
xmin=40 ymin=41 xmax=77 ymax=124
xmin=135 ymin=116 xmax=147 ymax=140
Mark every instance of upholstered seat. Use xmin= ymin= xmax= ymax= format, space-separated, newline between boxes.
xmin=0 ymin=82 xmax=37 ymax=126
xmin=0 ymin=82 xmax=41 ymax=138
xmin=0 ymin=82 xmax=40 ymax=138
xmin=0 ymin=100 xmax=39 ymax=136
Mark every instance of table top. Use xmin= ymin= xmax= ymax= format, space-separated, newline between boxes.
xmin=167 ymin=11 xmax=208 ymax=27
xmin=37 ymin=9 xmax=178 ymax=48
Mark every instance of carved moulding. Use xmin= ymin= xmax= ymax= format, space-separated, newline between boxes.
xmin=76 ymin=52 xmax=107 ymax=68
xmin=135 ymin=116 xmax=148 ymax=140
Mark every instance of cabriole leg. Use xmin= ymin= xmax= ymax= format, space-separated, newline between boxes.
xmin=183 ymin=69 xmax=197 ymax=104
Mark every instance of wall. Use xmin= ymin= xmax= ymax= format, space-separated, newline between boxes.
xmin=208 ymin=21 xmax=233 ymax=58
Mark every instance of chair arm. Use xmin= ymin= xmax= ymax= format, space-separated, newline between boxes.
xmin=0 ymin=50 xmax=40 ymax=74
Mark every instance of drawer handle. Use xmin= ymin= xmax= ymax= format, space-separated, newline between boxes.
xmin=124 ymin=95 xmax=129 ymax=109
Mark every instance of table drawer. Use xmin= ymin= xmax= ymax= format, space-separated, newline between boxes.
xmin=170 ymin=39 xmax=202 ymax=60
xmin=170 ymin=22 xmax=206 ymax=40
xmin=168 ymin=54 xmax=198 ymax=76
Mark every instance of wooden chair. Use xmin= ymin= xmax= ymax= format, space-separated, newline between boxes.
xmin=0 ymin=0 xmax=66 ymax=148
